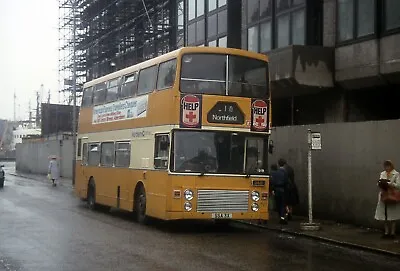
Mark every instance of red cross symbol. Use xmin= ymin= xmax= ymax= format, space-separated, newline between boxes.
xmin=186 ymin=112 xmax=197 ymax=123
xmin=255 ymin=116 xmax=264 ymax=126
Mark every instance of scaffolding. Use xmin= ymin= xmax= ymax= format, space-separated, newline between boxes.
xmin=58 ymin=0 xmax=178 ymax=104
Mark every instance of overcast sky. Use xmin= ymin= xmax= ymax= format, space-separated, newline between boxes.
xmin=0 ymin=0 xmax=59 ymax=121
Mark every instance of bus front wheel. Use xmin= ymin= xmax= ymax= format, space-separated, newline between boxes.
xmin=135 ymin=185 xmax=148 ymax=224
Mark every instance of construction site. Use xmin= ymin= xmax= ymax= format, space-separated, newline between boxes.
xmin=58 ymin=0 xmax=182 ymax=104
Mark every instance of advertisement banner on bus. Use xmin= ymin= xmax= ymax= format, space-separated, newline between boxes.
xmin=250 ymin=99 xmax=269 ymax=132
xmin=180 ymin=94 xmax=202 ymax=128
xmin=92 ymin=95 xmax=148 ymax=124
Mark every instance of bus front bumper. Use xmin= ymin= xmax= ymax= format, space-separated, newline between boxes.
xmin=164 ymin=211 xmax=268 ymax=221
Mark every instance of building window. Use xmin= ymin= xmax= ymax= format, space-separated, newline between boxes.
xmin=177 ymin=0 xmax=184 ymax=48
xmin=187 ymin=23 xmax=196 ymax=44
xmin=384 ymin=0 xmax=400 ymax=31
xmin=100 ymin=142 xmax=115 ymax=167
xmin=115 ymin=142 xmax=131 ymax=168
xmin=208 ymin=39 xmax=217 ymax=46
xmin=196 ymin=19 xmax=205 ymax=42
xmin=260 ymin=0 xmax=273 ymax=18
xmin=218 ymin=9 xmax=227 ymax=34
xmin=197 ymin=0 xmax=205 ymax=17
xmin=291 ymin=9 xmax=305 ymax=45
xmin=337 ymin=0 xmax=375 ymax=43
xmin=248 ymin=25 xmax=259 ymax=52
xmin=208 ymin=13 xmax=217 ymax=38
xmin=277 ymin=14 xmax=290 ymax=47
xmin=188 ymin=0 xmax=196 ymax=21
xmin=154 ymin=134 xmax=169 ymax=169
xmin=260 ymin=21 xmax=272 ymax=52
xmin=219 ymin=36 xmax=227 ymax=47
xmin=247 ymin=0 xmax=260 ymax=24
xmin=243 ymin=0 xmax=305 ymax=52
xmin=218 ymin=0 xmax=226 ymax=7
xmin=208 ymin=0 xmax=217 ymax=11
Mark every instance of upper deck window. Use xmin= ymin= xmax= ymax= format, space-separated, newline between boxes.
xmin=93 ymin=82 xmax=107 ymax=105
xmin=106 ymin=78 xmax=119 ymax=102
xmin=138 ymin=65 xmax=157 ymax=95
xmin=82 ymin=87 xmax=93 ymax=107
xmin=121 ymin=72 xmax=138 ymax=99
xmin=181 ymin=54 xmax=226 ymax=95
xmin=180 ymin=53 xmax=269 ymax=99
xmin=228 ymin=55 xmax=268 ymax=98
xmin=157 ymin=59 xmax=177 ymax=90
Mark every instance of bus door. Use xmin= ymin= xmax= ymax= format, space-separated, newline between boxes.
xmin=80 ymin=139 xmax=89 ymax=181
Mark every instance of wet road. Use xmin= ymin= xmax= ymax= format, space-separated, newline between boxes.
xmin=1 ymin=162 xmax=399 ymax=271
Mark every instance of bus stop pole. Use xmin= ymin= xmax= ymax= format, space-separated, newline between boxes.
xmin=300 ymin=129 xmax=320 ymax=231
xmin=307 ymin=129 xmax=313 ymax=224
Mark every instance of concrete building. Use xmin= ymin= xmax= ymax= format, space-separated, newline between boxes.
xmin=182 ymin=0 xmax=400 ymax=126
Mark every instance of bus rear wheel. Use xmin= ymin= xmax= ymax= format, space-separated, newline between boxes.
xmin=87 ymin=181 xmax=97 ymax=210
xmin=135 ymin=185 xmax=148 ymax=224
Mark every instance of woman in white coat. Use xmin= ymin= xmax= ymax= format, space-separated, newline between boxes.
xmin=374 ymin=160 xmax=400 ymax=239
xmin=48 ymin=156 xmax=60 ymax=187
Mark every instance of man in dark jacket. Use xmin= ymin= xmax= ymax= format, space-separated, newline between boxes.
xmin=278 ymin=158 xmax=299 ymax=220
xmin=270 ymin=164 xmax=288 ymax=224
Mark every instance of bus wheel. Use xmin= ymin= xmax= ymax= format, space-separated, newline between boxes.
xmin=135 ymin=185 xmax=148 ymax=224
xmin=87 ymin=180 xmax=97 ymax=210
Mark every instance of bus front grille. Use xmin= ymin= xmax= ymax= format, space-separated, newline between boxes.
xmin=196 ymin=190 xmax=249 ymax=213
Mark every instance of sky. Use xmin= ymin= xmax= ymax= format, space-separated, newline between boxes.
xmin=0 ymin=0 xmax=59 ymax=121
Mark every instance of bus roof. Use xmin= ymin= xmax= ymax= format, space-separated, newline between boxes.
xmin=83 ymin=47 xmax=268 ymax=89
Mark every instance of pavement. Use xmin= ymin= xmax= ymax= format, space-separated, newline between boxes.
xmin=1 ymin=162 xmax=400 ymax=270
xmin=244 ymin=215 xmax=400 ymax=257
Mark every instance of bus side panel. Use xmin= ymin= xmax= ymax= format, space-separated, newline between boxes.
xmin=75 ymin=163 xmax=88 ymax=199
xmin=140 ymin=170 xmax=170 ymax=220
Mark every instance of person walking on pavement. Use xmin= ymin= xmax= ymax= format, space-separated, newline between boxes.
xmin=48 ymin=155 xmax=59 ymax=187
xmin=278 ymin=158 xmax=299 ymax=220
xmin=375 ymin=160 xmax=400 ymax=239
xmin=270 ymin=164 xmax=289 ymax=224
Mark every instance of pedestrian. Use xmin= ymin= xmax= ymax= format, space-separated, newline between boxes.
xmin=374 ymin=160 xmax=400 ymax=239
xmin=48 ymin=155 xmax=59 ymax=187
xmin=278 ymin=158 xmax=299 ymax=220
xmin=270 ymin=164 xmax=289 ymax=224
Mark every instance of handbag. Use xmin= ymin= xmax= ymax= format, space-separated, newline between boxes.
xmin=381 ymin=187 xmax=400 ymax=204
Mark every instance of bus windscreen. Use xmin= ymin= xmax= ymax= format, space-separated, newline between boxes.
xmin=172 ymin=130 xmax=268 ymax=175
xmin=180 ymin=53 xmax=268 ymax=99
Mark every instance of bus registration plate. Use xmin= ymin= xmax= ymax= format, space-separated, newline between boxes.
xmin=212 ymin=213 xmax=232 ymax=219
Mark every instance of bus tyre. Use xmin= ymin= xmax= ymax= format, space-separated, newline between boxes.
xmin=135 ymin=185 xmax=148 ymax=224
xmin=87 ymin=181 xmax=97 ymax=210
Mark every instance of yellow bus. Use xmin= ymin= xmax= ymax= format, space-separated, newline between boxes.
xmin=75 ymin=46 xmax=272 ymax=224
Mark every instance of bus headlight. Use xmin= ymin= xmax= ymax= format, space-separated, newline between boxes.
xmin=251 ymin=191 xmax=260 ymax=202
xmin=184 ymin=202 xmax=192 ymax=211
xmin=184 ymin=189 xmax=194 ymax=201
xmin=251 ymin=203 xmax=259 ymax=212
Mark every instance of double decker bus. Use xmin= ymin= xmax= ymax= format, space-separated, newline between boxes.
xmin=75 ymin=47 xmax=271 ymax=224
